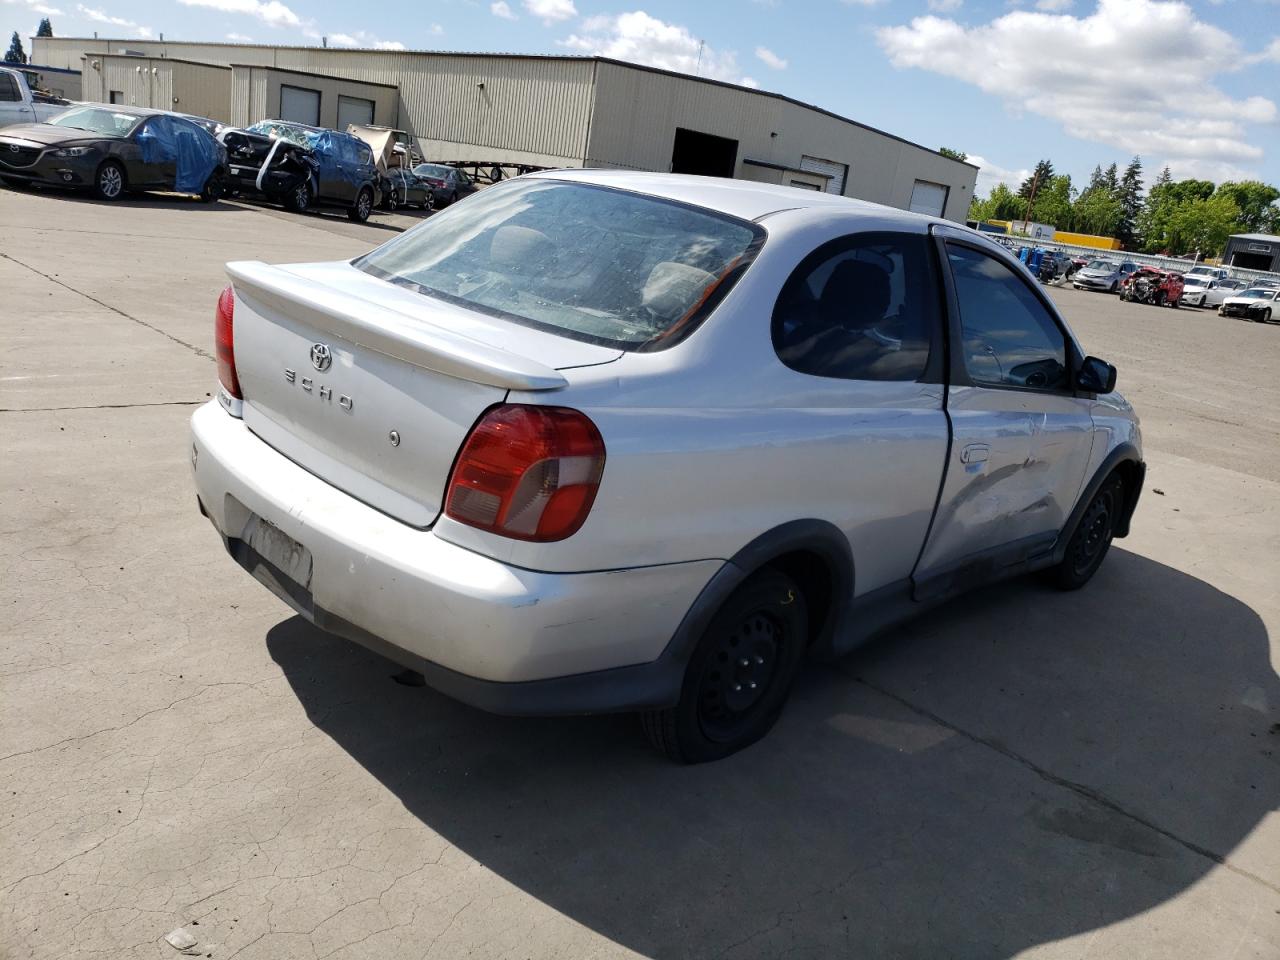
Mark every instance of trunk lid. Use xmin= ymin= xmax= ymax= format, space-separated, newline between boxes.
xmin=228 ymin=260 xmax=621 ymax=527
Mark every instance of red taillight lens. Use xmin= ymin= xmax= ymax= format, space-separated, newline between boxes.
xmin=446 ymin=405 xmax=605 ymax=542
xmin=215 ymin=285 xmax=241 ymax=399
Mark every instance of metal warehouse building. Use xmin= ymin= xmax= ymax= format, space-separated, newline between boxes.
xmin=33 ymin=35 xmax=977 ymax=220
xmin=1222 ymin=233 xmax=1280 ymax=274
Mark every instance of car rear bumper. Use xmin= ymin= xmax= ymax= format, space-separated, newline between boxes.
xmin=189 ymin=401 xmax=718 ymax=714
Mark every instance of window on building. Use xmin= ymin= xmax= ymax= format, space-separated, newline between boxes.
xmin=108 ymin=90 xmax=124 ymax=104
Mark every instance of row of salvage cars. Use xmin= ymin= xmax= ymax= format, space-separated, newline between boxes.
xmin=0 ymin=101 xmax=474 ymax=222
xmin=1073 ymin=258 xmax=1279 ymax=322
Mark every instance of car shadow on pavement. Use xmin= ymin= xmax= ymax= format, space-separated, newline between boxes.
xmin=0 ymin=185 xmax=241 ymax=210
xmin=266 ymin=548 xmax=1278 ymax=959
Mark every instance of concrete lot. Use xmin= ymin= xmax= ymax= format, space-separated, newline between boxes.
xmin=2 ymin=186 xmax=1278 ymax=960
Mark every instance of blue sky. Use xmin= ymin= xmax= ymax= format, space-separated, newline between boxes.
xmin=4 ymin=0 xmax=1279 ymax=194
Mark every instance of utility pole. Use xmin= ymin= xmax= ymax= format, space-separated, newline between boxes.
xmin=1023 ymin=170 xmax=1041 ymax=233
xmin=695 ymin=40 xmax=704 ymax=76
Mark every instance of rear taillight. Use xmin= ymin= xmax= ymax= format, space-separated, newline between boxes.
xmin=215 ymin=285 xmax=241 ymax=399
xmin=445 ymin=405 xmax=605 ymax=542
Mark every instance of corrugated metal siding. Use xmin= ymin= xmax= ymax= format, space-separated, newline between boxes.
xmin=173 ymin=63 xmax=233 ymax=122
xmin=34 ymin=39 xmax=594 ymax=165
xmin=588 ymin=61 xmax=976 ymax=221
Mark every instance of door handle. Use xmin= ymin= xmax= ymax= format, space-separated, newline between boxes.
xmin=960 ymin=443 xmax=990 ymax=464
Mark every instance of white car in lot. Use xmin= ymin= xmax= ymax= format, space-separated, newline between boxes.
xmin=1180 ymin=277 xmax=1247 ymax=308
xmin=191 ymin=171 xmax=1145 ymax=762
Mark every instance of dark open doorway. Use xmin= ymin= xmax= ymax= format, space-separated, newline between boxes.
xmin=670 ymin=127 xmax=739 ymax=178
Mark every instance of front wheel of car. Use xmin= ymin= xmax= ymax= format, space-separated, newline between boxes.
xmin=1198 ymin=296 xmax=1206 ymax=308
xmin=381 ymin=188 xmax=398 ymax=212
xmin=642 ymin=569 xmax=808 ymax=764
xmin=1109 ymin=280 xmax=1118 ymax=293
xmin=94 ymin=161 xmax=126 ymax=201
xmin=282 ymin=182 xmax=310 ymax=213
xmin=1262 ymin=308 xmax=1273 ymax=324
xmin=1046 ymin=475 xmax=1125 ymax=591
xmin=348 ymin=187 xmax=373 ymax=222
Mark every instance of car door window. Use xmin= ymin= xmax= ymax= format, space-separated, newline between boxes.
xmin=946 ymin=243 xmax=1070 ymax=392
xmin=0 ymin=74 xmax=20 ymax=101
xmin=772 ymin=232 xmax=940 ymax=381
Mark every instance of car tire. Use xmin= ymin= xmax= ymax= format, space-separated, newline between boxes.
xmin=93 ymin=161 xmax=126 ymax=201
xmin=1262 ymin=308 xmax=1273 ymax=324
xmin=1198 ymin=296 xmax=1206 ymax=307
xmin=282 ymin=182 xmax=310 ymax=214
xmin=199 ymin=170 xmax=227 ymax=204
xmin=1109 ymin=280 xmax=1118 ymax=293
xmin=1169 ymin=296 xmax=1179 ymax=309
xmin=348 ymin=187 xmax=373 ymax=223
xmin=1153 ymin=291 xmax=1165 ymax=307
xmin=381 ymin=188 xmax=398 ymax=212
xmin=641 ymin=569 xmax=808 ymax=764
xmin=1046 ymin=474 xmax=1125 ymax=591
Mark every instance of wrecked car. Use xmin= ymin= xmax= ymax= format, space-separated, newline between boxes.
xmin=1119 ymin=267 xmax=1184 ymax=307
xmin=219 ymin=120 xmax=379 ymax=222
xmin=191 ymin=172 xmax=1143 ymax=763
xmin=0 ymin=105 xmax=228 ymax=201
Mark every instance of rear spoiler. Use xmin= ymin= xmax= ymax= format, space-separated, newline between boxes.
xmin=226 ymin=260 xmax=568 ymax=391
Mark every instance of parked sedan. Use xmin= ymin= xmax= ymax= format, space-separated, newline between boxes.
xmin=411 ymin=162 xmax=476 ymax=207
xmin=378 ymin=167 xmax=432 ymax=211
xmin=0 ymin=105 xmax=227 ymax=201
xmin=1180 ymin=277 xmax=1246 ymax=308
xmin=191 ymin=171 xmax=1143 ymax=763
xmin=1073 ymin=259 xmax=1140 ymax=293
xmin=1220 ymin=287 xmax=1280 ymax=322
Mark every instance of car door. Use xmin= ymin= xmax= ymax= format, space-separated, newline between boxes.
xmin=0 ymin=71 xmax=35 ymax=127
xmin=769 ymin=229 xmax=951 ymax=597
xmin=128 ymin=117 xmax=175 ymax=188
xmin=913 ymin=228 xmax=1095 ymax=600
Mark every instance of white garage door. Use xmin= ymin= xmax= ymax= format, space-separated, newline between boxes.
xmin=279 ymin=85 xmax=320 ymax=126
xmin=337 ymin=95 xmax=374 ymax=130
xmin=800 ymin=155 xmax=847 ymax=196
xmin=909 ymin=180 xmax=949 ymax=217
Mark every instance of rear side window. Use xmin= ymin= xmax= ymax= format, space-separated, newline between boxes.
xmin=0 ymin=74 xmax=19 ymax=102
xmin=946 ymin=243 xmax=1069 ymax=391
xmin=356 ymin=179 xmax=764 ymax=351
xmin=772 ymin=232 xmax=940 ymax=381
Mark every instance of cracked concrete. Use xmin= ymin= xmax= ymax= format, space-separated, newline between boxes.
xmin=2 ymin=185 xmax=1278 ymax=959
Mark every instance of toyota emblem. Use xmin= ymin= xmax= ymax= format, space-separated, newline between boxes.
xmin=310 ymin=342 xmax=332 ymax=372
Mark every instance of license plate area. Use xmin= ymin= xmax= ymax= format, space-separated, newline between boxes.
xmin=243 ymin=514 xmax=313 ymax=589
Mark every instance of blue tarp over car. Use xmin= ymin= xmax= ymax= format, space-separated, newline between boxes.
xmin=136 ymin=114 xmax=221 ymax=194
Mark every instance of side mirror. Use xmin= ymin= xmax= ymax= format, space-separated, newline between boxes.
xmin=1077 ymin=356 xmax=1117 ymax=394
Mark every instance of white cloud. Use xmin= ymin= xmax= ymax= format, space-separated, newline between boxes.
xmin=3 ymin=0 xmax=63 ymax=15
xmin=1034 ymin=0 xmax=1073 ymax=10
xmin=741 ymin=76 xmax=759 ymax=88
xmin=877 ymin=0 xmax=1276 ymax=175
xmin=491 ymin=1 xmax=517 ymax=20
xmin=928 ymin=0 xmax=963 ymax=11
xmin=176 ymin=0 xmax=299 ymax=28
xmin=754 ymin=45 xmax=787 ymax=70
xmin=524 ymin=0 xmax=576 ymax=24
xmin=225 ymin=32 xmax=253 ymax=41
xmin=968 ymin=154 xmax=1031 ymax=195
xmin=562 ymin=11 xmax=756 ymax=86
xmin=75 ymin=3 xmax=151 ymax=36
xmin=328 ymin=30 xmax=406 ymax=50
xmin=427 ymin=23 xmax=443 ymax=35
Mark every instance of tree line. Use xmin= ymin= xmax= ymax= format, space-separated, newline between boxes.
xmin=960 ymin=153 xmax=1280 ymax=257
xmin=5 ymin=19 xmax=54 ymax=65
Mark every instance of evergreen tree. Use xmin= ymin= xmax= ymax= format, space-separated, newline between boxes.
xmin=1116 ymin=156 xmax=1144 ymax=246
xmin=36 ymin=18 xmax=53 ymax=38
xmin=4 ymin=32 xmax=27 ymax=64
xmin=1102 ymin=163 xmax=1119 ymax=193
xmin=1079 ymin=165 xmax=1106 ymax=199
xmin=1018 ymin=160 xmax=1054 ymax=199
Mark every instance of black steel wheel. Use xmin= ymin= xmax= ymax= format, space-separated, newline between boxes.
xmin=642 ymin=569 xmax=808 ymax=763
xmin=1047 ymin=474 xmax=1124 ymax=590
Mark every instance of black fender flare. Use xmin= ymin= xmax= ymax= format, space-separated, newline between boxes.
xmin=658 ymin=519 xmax=855 ymax=675
xmin=1052 ymin=443 xmax=1145 ymax=565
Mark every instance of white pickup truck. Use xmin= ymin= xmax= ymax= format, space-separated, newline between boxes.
xmin=0 ymin=66 xmax=71 ymax=128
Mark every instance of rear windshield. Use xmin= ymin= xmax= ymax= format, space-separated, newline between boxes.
xmin=355 ymin=179 xmax=765 ymax=351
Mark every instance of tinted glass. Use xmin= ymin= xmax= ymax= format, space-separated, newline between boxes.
xmin=947 ymin=244 xmax=1069 ymax=391
xmin=0 ymin=74 xmax=19 ymax=102
xmin=356 ymin=179 xmax=763 ymax=350
xmin=772 ymin=233 xmax=938 ymax=381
